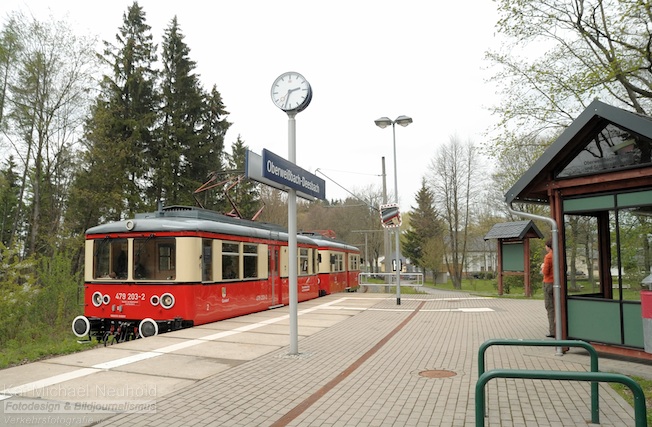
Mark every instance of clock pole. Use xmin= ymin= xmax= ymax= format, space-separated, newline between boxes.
xmin=287 ymin=111 xmax=298 ymax=355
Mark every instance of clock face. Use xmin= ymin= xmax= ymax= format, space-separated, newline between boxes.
xmin=271 ymin=72 xmax=312 ymax=112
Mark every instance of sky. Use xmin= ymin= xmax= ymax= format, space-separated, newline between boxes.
xmin=1 ymin=0 xmax=501 ymax=212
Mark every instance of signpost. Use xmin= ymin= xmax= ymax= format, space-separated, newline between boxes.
xmin=380 ymin=203 xmax=402 ymax=304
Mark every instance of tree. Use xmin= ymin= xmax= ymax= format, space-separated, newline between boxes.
xmin=0 ymin=156 xmax=20 ymax=246
xmin=486 ymin=0 xmax=652 ymax=159
xmin=154 ymin=16 xmax=210 ymax=206
xmin=68 ymin=1 xmax=159 ymax=231
xmin=224 ymin=136 xmax=260 ymax=218
xmin=0 ymin=16 xmax=21 ymax=129
xmin=403 ymin=179 xmax=442 ymax=278
xmin=428 ymin=136 xmax=480 ymax=289
xmin=187 ymin=85 xmax=230 ymax=210
xmin=2 ymin=11 xmax=96 ymax=255
xmin=258 ymin=186 xmax=288 ymax=226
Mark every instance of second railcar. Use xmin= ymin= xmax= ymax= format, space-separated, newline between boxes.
xmin=306 ymin=233 xmax=361 ymax=295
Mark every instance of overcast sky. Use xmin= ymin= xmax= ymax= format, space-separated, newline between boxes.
xmin=1 ymin=0 xmax=501 ymax=211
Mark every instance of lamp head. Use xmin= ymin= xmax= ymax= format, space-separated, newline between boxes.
xmin=374 ymin=117 xmax=393 ymax=129
xmin=395 ymin=115 xmax=413 ymax=127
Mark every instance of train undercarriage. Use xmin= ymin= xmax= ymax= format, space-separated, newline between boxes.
xmin=72 ymin=315 xmax=192 ymax=346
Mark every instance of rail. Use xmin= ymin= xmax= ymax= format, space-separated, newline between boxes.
xmin=478 ymin=339 xmax=600 ymax=424
xmin=475 ymin=369 xmax=647 ymax=427
xmin=358 ymin=272 xmax=423 ymax=288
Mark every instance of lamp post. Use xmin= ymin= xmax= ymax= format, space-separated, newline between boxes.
xmin=374 ymin=115 xmax=412 ymax=305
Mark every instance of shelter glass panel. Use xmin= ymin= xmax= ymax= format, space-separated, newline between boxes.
xmin=563 ymin=196 xmax=649 ymax=302
xmin=557 ymin=123 xmax=652 ymax=179
xmin=563 ymin=214 xmax=599 ymax=296
xmin=613 ymin=208 xmax=650 ymax=301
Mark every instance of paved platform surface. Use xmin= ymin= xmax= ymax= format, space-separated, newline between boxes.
xmin=1 ymin=289 xmax=651 ymax=426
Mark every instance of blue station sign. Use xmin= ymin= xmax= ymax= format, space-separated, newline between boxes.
xmin=262 ymin=149 xmax=325 ymax=200
xmin=244 ymin=149 xmax=325 ymax=201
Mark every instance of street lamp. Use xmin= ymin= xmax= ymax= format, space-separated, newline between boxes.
xmin=375 ymin=115 xmax=412 ymax=305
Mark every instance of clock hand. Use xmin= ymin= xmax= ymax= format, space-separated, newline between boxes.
xmin=284 ymin=87 xmax=301 ymax=108
xmin=283 ymin=90 xmax=291 ymax=109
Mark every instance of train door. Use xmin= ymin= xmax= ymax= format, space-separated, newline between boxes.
xmin=269 ymin=245 xmax=283 ymax=308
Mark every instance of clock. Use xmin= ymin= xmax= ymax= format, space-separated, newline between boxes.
xmin=271 ymin=72 xmax=312 ymax=112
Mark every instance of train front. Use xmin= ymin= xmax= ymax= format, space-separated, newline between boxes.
xmin=72 ymin=218 xmax=193 ymax=343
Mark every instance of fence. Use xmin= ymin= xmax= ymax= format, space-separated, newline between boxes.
xmin=357 ymin=272 xmax=423 ymax=290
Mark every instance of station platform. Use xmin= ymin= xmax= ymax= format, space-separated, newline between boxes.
xmin=1 ymin=289 xmax=650 ymax=426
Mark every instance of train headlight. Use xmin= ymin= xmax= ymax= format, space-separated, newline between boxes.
xmin=139 ymin=318 xmax=158 ymax=338
xmin=150 ymin=295 xmax=160 ymax=306
xmin=102 ymin=294 xmax=111 ymax=305
xmin=92 ymin=291 xmax=103 ymax=307
xmin=72 ymin=316 xmax=90 ymax=337
xmin=160 ymin=293 xmax=175 ymax=309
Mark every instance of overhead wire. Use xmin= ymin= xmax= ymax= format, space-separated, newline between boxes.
xmin=314 ymin=168 xmax=379 ymax=211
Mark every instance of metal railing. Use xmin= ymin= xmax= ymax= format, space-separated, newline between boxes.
xmin=478 ymin=339 xmax=600 ymax=423
xmin=475 ymin=369 xmax=647 ymax=427
xmin=476 ymin=338 xmax=647 ymax=426
xmin=357 ymin=272 xmax=423 ymax=287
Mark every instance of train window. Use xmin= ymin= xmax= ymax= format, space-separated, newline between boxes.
xmin=243 ymin=243 xmax=258 ymax=278
xmin=93 ymin=238 xmax=127 ymax=279
xmin=222 ymin=242 xmax=239 ymax=280
xmin=157 ymin=241 xmax=176 ymax=281
xmin=132 ymin=237 xmax=176 ymax=280
xmin=332 ymin=253 xmax=344 ymax=272
xmin=349 ymin=254 xmax=359 ymax=270
xmin=299 ymin=248 xmax=309 ymax=275
xmin=202 ymin=239 xmax=212 ymax=281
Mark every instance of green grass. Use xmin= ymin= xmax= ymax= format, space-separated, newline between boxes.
xmin=611 ymin=375 xmax=652 ymax=426
xmin=425 ymin=277 xmax=537 ymax=298
xmin=0 ymin=332 xmax=96 ymax=370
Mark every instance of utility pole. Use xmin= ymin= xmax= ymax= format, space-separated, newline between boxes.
xmin=382 ymin=157 xmax=391 ymax=286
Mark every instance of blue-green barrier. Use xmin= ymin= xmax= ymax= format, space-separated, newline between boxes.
xmin=475 ymin=369 xmax=647 ymax=427
xmin=478 ymin=339 xmax=600 ymax=423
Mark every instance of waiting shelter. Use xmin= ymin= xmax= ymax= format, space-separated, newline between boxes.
xmin=505 ymin=99 xmax=652 ymax=360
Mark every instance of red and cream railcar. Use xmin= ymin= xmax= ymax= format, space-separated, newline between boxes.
xmin=308 ymin=234 xmax=361 ymax=295
xmin=72 ymin=206 xmax=326 ymax=343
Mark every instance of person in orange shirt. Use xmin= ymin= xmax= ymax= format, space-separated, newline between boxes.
xmin=541 ymin=239 xmax=555 ymax=338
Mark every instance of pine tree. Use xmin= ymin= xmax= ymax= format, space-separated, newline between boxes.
xmin=403 ymin=179 xmax=442 ymax=276
xmin=188 ymin=85 xmax=231 ymax=210
xmin=154 ymin=16 xmax=207 ymax=206
xmin=225 ymin=136 xmax=260 ymax=218
xmin=69 ymin=1 xmax=159 ymax=227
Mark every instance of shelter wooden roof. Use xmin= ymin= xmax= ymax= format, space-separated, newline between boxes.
xmin=483 ymin=220 xmax=544 ymax=241
xmin=505 ymin=100 xmax=652 ymax=205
